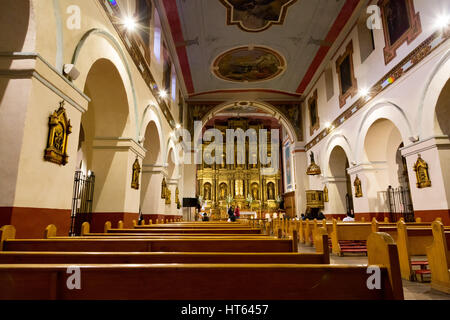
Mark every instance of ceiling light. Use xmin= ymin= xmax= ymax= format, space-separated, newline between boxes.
xmin=435 ymin=14 xmax=450 ymax=30
xmin=159 ymin=90 xmax=168 ymax=99
xmin=123 ymin=17 xmax=137 ymax=31
xmin=325 ymin=122 xmax=331 ymax=129
xmin=359 ymin=87 xmax=370 ymax=98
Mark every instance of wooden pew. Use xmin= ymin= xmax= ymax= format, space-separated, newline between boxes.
xmin=0 ymin=226 xmax=295 ymax=253
xmin=427 ymin=220 xmax=450 ymax=293
xmin=0 ymin=232 xmax=403 ymax=300
xmin=330 ymin=219 xmax=372 ymax=256
xmin=396 ymin=220 xmax=444 ymax=281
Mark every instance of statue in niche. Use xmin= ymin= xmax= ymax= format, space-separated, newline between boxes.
xmin=267 ymin=182 xmax=275 ymax=200
xmin=219 ymin=183 xmax=227 ymax=200
xmin=323 ymin=185 xmax=329 ymax=202
xmin=235 ymin=180 xmax=244 ymax=197
xmin=251 ymin=183 xmax=259 ymax=200
xmin=44 ymin=101 xmax=72 ymax=166
xmin=161 ymin=178 xmax=167 ymax=199
xmin=165 ymin=189 xmax=171 ymax=205
xmin=204 ymin=183 xmax=212 ymax=200
xmin=413 ymin=154 xmax=431 ymax=188
xmin=354 ymin=175 xmax=363 ymax=198
xmin=175 ymin=187 xmax=181 ymax=208
xmin=131 ymin=158 xmax=141 ymax=190
xmin=220 ymin=153 xmax=226 ymax=168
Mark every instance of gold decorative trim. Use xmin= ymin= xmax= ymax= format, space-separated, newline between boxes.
xmin=413 ymin=154 xmax=431 ymax=188
xmin=44 ymin=101 xmax=72 ymax=166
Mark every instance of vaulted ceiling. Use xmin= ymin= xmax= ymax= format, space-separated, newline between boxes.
xmin=161 ymin=0 xmax=361 ymax=99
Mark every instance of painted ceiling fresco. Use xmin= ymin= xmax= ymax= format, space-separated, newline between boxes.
xmin=213 ymin=46 xmax=286 ymax=83
xmin=220 ymin=0 xmax=298 ymax=32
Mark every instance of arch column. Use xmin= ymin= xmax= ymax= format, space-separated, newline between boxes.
xmin=347 ymin=162 xmax=391 ymax=221
xmin=292 ymin=143 xmax=308 ymax=214
xmin=89 ymin=138 xmax=145 ymax=231
xmin=322 ymin=177 xmax=348 ymax=216
xmin=401 ymin=136 xmax=450 ymax=224
xmin=141 ymin=164 xmax=167 ymax=222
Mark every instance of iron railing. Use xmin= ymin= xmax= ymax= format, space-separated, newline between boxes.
xmin=386 ymin=185 xmax=415 ymax=222
xmin=70 ymin=170 xmax=95 ymax=236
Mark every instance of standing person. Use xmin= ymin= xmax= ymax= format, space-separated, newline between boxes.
xmin=234 ymin=205 xmax=240 ymax=219
xmin=228 ymin=206 xmax=235 ymax=222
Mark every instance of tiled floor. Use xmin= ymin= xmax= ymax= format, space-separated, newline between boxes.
xmin=298 ymin=243 xmax=450 ymax=300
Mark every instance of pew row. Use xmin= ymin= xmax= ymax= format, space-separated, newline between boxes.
xmin=0 ymin=226 xmax=295 ymax=253
xmin=427 ymin=221 xmax=450 ymax=293
xmin=330 ymin=220 xmax=371 ymax=256
xmin=0 ymin=233 xmax=403 ymax=300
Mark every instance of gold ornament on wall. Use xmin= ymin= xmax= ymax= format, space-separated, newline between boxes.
xmin=413 ymin=154 xmax=431 ymax=188
xmin=131 ymin=158 xmax=141 ymax=190
xmin=44 ymin=101 xmax=72 ymax=166
xmin=165 ymin=189 xmax=171 ymax=205
xmin=354 ymin=175 xmax=363 ymax=198
xmin=306 ymin=152 xmax=321 ymax=175
xmin=323 ymin=185 xmax=329 ymax=202
xmin=161 ymin=178 xmax=167 ymax=199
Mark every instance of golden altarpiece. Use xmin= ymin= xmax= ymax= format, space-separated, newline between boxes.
xmin=197 ymin=119 xmax=281 ymax=219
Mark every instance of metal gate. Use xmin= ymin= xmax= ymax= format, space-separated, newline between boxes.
xmin=386 ymin=185 xmax=414 ymax=222
xmin=70 ymin=170 xmax=95 ymax=236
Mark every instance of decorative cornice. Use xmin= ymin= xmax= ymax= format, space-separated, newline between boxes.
xmin=305 ymin=31 xmax=448 ymax=151
xmin=97 ymin=0 xmax=176 ymax=130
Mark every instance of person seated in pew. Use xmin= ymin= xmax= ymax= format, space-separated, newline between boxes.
xmin=343 ymin=212 xmax=355 ymax=222
xmin=317 ymin=212 xmax=325 ymax=221
xmin=202 ymin=212 xmax=210 ymax=222
xmin=300 ymin=213 xmax=306 ymax=221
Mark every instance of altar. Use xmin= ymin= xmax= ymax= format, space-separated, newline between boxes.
xmin=239 ymin=211 xmax=258 ymax=219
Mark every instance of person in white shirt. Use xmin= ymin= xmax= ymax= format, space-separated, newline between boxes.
xmin=343 ymin=212 xmax=355 ymax=222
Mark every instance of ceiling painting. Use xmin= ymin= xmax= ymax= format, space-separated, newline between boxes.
xmin=212 ymin=46 xmax=286 ymax=83
xmin=220 ymin=0 xmax=298 ymax=32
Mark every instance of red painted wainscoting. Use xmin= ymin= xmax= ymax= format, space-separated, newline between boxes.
xmin=0 ymin=207 xmax=71 ymax=238
xmin=90 ymin=212 xmax=140 ymax=232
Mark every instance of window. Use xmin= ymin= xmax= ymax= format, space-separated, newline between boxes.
xmin=325 ymin=66 xmax=334 ymax=101
xmin=357 ymin=16 xmax=375 ymax=63
xmin=153 ymin=9 xmax=161 ymax=61
xmin=171 ymin=68 xmax=177 ymax=101
xmin=378 ymin=0 xmax=421 ymax=64
xmin=336 ymin=41 xmax=358 ymax=108
xmin=308 ymin=90 xmax=320 ymax=136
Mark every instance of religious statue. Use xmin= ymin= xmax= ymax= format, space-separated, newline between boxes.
xmin=323 ymin=185 xmax=329 ymax=202
xmin=251 ymin=183 xmax=259 ymax=200
xmin=161 ymin=178 xmax=167 ymax=199
xmin=219 ymin=183 xmax=227 ymax=200
xmin=165 ymin=189 xmax=171 ymax=204
xmin=306 ymin=151 xmax=321 ymax=175
xmin=354 ymin=175 xmax=363 ymax=198
xmin=131 ymin=158 xmax=141 ymax=190
xmin=204 ymin=183 xmax=212 ymax=200
xmin=175 ymin=187 xmax=181 ymax=209
xmin=413 ymin=154 xmax=431 ymax=188
xmin=267 ymin=182 xmax=275 ymax=200
xmin=235 ymin=180 xmax=244 ymax=197
xmin=44 ymin=101 xmax=72 ymax=166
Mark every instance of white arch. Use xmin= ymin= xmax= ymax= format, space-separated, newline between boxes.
xmin=140 ymin=104 xmax=166 ymax=165
xmin=355 ymin=101 xmax=414 ymax=163
xmin=164 ymin=137 xmax=181 ymax=180
xmin=322 ymin=134 xmax=354 ymax=177
xmin=71 ymin=28 xmax=139 ymax=140
xmin=196 ymin=100 xmax=299 ymax=143
xmin=417 ymin=47 xmax=450 ymax=138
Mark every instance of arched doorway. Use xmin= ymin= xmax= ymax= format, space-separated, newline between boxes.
xmin=327 ymin=146 xmax=353 ymax=217
xmin=74 ymin=58 xmax=135 ymax=232
xmin=140 ymin=121 xmax=162 ymax=223
xmin=361 ymin=118 xmax=413 ymax=221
